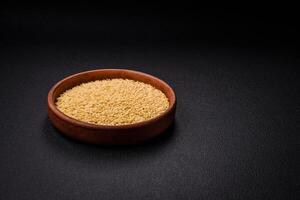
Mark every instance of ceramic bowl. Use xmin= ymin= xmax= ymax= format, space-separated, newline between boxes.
xmin=47 ymin=69 xmax=176 ymax=145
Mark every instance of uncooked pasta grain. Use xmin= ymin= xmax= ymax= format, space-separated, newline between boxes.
xmin=56 ymin=79 xmax=169 ymax=125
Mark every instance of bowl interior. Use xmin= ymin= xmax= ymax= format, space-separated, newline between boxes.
xmin=51 ymin=69 xmax=176 ymax=109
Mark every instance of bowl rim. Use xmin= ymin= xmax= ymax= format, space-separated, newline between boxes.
xmin=48 ymin=69 xmax=176 ymax=130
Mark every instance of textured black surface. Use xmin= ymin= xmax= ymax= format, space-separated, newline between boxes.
xmin=0 ymin=7 xmax=300 ymax=200
xmin=0 ymin=43 xmax=299 ymax=200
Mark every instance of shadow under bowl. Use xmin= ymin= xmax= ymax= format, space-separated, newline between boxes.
xmin=47 ymin=69 xmax=176 ymax=145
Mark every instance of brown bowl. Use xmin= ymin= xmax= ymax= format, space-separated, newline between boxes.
xmin=47 ymin=69 xmax=176 ymax=145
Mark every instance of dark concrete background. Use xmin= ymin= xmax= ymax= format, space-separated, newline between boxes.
xmin=0 ymin=6 xmax=299 ymax=200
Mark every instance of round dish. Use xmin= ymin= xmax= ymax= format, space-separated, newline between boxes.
xmin=47 ymin=69 xmax=176 ymax=145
